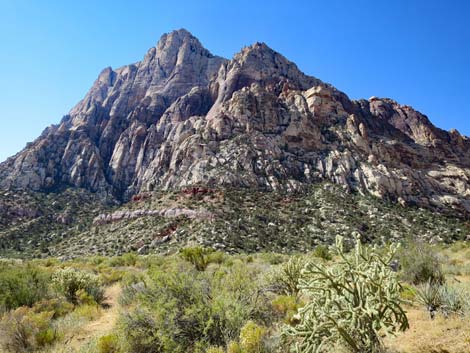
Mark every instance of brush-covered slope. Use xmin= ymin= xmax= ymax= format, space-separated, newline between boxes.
xmin=1 ymin=183 xmax=468 ymax=259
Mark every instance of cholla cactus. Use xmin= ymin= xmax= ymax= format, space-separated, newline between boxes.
xmin=52 ymin=268 xmax=103 ymax=304
xmin=284 ymin=236 xmax=409 ymax=353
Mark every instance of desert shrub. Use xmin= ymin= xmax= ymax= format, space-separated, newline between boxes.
xmin=239 ymin=321 xmax=267 ymax=353
xmin=52 ymin=268 xmax=104 ymax=304
xmin=284 ymin=235 xmax=409 ymax=353
xmin=121 ymin=271 xmax=146 ymax=286
xmin=120 ymin=309 xmax=163 ymax=353
xmin=97 ymin=334 xmax=121 ymax=353
xmin=0 ymin=264 xmax=50 ymax=313
xmin=179 ymin=246 xmax=213 ymax=271
xmin=399 ymin=284 xmax=417 ymax=301
xmin=267 ymin=256 xmax=307 ymax=298
xmin=398 ymin=240 xmax=445 ymax=285
xmin=312 ymin=245 xmax=332 ymax=261
xmin=207 ymin=251 xmax=227 ymax=265
xmin=271 ymin=295 xmax=301 ymax=324
xmin=227 ymin=341 xmax=242 ymax=353
xmin=0 ymin=307 xmax=58 ymax=352
xmin=119 ymin=282 xmax=149 ymax=306
xmin=107 ymin=253 xmax=138 ymax=267
xmin=101 ymin=269 xmax=127 ymax=285
xmin=258 ymin=253 xmax=286 ymax=265
xmin=73 ymin=304 xmax=101 ymax=321
xmin=119 ymin=261 xmax=272 ymax=353
xmin=76 ymin=288 xmax=98 ymax=306
xmin=32 ymin=298 xmax=74 ymax=319
xmin=440 ymin=285 xmax=468 ymax=316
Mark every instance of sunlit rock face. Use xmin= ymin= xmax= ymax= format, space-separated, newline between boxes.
xmin=1 ymin=29 xmax=469 ymax=215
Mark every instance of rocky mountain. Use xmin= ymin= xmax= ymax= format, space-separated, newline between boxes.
xmin=1 ymin=28 xmax=470 ymax=217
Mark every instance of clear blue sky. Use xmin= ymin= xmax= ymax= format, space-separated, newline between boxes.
xmin=0 ymin=0 xmax=469 ymax=163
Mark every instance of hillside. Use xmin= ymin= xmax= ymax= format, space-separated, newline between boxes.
xmin=0 ymin=29 xmax=469 ymax=257
xmin=1 ymin=183 xmax=468 ymax=258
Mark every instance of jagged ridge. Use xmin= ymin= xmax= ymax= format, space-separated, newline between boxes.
xmin=1 ymin=29 xmax=469 ymax=215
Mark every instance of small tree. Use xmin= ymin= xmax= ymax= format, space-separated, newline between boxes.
xmin=284 ymin=236 xmax=409 ymax=353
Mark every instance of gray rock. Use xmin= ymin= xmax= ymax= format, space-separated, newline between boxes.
xmin=1 ymin=29 xmax=470 ymax=216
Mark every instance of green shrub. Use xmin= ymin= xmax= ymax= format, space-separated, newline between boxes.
xmin=284 ymin=236 xmax=409 ymax=353
xmin=267 ymin=256 xmax=307 ymax=298
xmin=119 ymin=261 xmax=272 ymax=353
xmin=120 ymin=309 xmax=163 ymax=353
xmin=400 ymin=284 xmax=417 ymax=302
xmin=179 ymin=246 xmax=213 ymax=271
xmin=312 ymin=245 xmax=332 ymax=261
xmin=97 ymin=334 xmax=121 ymax=353
xmin=107 ymin=253 xmax=138 ymax=267
xmin=206 ymin=346 xmax=225 ymax=353
xmin=239 ymin=321 xmax=267 ymax=353
xmin=227 ymin=341 xmax=242 ymax=353
xmin=207 ymin=251 xmax=227 ymax=265
xmin=52 ymin=268 xmax=104 ymax=305
xmin=73 ymin=304 xmax=101 ymax=321
xmin=0 ymin=307 xmax=58 ymax=352
xmin=398 ymin=240 xmax=445 ymax=285
xmin=32 ymin=298 xmax=74 ymax=319
xmin=271 ymin=295 xmax=301 ymax=324
xmin=101 ymin=269 xmax=126 ymax=285
xmin=258 ymin=253 xmax=286 ymax=265
xmin=0 ymin=264 xmax=49 ymax=313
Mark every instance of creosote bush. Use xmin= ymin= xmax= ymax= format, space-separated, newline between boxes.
xmin=312 ymin=245 xmax=332 ymax=261
xmin=0 ymin=264 xmax=49 ymax=313
xmin=0 ymin=306 xmax=59 ymax=352
xmin=398 ymin=240 xmax=445 ymax=285
xmin=284 ymin=236 xmax=409 ymax=353
xmin=118 ymin=260 xmax=273 ymax=353
xmin=179 ymin=246 xmax=214 ymax=271
xmin=97 ymin=334 xmax=121 ymax=353
xmin=267 ymin=256 xmax=307 ymax=298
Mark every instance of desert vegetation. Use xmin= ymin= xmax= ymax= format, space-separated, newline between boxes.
xmin=2 ymin=236 xmax=470 ymax=352
xmin=2 ymin=184 xmax=469 ymax=259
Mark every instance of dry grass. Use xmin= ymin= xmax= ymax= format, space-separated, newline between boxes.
xmin=384 ymin=306 xmax=470 ymax=353
xmin=385 ymin=243 xmax=470 ymax=353
xmin=38 ymin=284 xmax=121 ymax=353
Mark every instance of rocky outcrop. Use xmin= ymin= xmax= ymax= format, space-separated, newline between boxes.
xmin=92 ymin=207 xmax=214 ymax=225
xmin=1 ymin=29 xmax=469 ymax=215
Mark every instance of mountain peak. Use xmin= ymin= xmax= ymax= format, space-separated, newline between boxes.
xmin=157 ymin=28 xmax=196 ymax=45
xmin=1 ymin=30 xmax=470 ymax=217
xmin=155 ymin=28 xmax=211 ymax=57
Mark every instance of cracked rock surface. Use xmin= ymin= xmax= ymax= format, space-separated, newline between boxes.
xmin=1 ymin=29 xmax=469 ymax=215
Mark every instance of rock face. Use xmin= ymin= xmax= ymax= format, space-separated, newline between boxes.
xmin=1 ymin=29 xmax=470 ymax=215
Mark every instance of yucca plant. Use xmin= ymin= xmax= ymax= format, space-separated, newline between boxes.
xmin=284 ymin=235 xmax=409 ymax=353
xmin=416 ymin=282 xmax=468 ymax=319
xmin=415 ymin=281 xmax=443 ymax=319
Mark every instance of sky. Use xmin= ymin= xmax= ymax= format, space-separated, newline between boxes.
xmin=0 ymin=0 xmax=469 ymax=163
